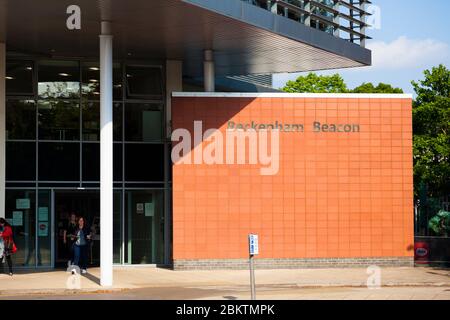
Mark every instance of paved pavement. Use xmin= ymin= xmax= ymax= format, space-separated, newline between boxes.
xmin=0 ymin=266 xmax=449 ymax=300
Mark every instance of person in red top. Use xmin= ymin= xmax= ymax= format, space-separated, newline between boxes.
xmin=0 ymin=218 xmax=14 ymax=276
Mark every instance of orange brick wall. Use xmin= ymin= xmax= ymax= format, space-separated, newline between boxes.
xmin=171 ymin=96 xmax=414 ymax=261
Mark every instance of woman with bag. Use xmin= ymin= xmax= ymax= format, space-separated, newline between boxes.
xmin=0 ymin=218 xmax=15 ymax=276
xmin=72 ymin=216 xmax=91 ymax=274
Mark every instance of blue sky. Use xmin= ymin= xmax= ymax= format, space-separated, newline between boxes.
xmin=273 ymin=0 xmax=450 ymax=94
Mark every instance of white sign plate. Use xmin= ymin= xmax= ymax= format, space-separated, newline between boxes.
xmin=249 ymin=234 xmax=259 ymax=255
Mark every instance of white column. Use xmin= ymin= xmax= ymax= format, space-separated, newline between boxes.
xmin=99 ymin=21 xmax=113 ymax=287
xmin=203 ymin=50 xmax=215 ymax=92
xmin=0 ymin=43 xmax=5 ymax=218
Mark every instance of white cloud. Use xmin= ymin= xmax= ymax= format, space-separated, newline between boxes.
xmin=368 ymin=36 xmax=450 ymax=70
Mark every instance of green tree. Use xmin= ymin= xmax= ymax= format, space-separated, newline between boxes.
xmin=412 ymin=64 xmax=450 ymax=198
xmin=282 ymin=73 xmax=348 ymax=93
xmin=282 ymin=73 xmax=403 ymax=94
xmin=351 ymin=82 xmax=403 ymax=93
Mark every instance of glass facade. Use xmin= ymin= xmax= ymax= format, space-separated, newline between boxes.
xmin=5 ymin=59 xmax=170 ymax=267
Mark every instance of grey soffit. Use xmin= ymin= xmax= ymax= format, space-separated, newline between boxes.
xmin=0 ymin=0 xmax=371 ymax=77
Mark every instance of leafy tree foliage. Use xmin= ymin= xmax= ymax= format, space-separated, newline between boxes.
xmin=282 ymin=73 xmax=348 ymax=93
xmin=282 ymin=73 xmax=403 ymax=94
xmin=412 ymin=65 xmax=450 ymax=198
xmin=351 ymin=82 xmax=403 ymax=94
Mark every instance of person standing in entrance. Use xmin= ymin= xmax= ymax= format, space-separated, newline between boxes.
xmin=73 ymin=216 xmax=91 ymax=274
xmin=63 ymin=213 xmax=78 ymax=266
xmin=0 ymin=218 xmax=15 ymax=276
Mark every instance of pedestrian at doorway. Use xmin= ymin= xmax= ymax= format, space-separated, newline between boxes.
xmin=0 ymin=218 xmax=17 ymax=276
xmin=64 ymin=213 xmax=78 ymax=266
xmin=73 ymin=216 xmax=92 ymax=274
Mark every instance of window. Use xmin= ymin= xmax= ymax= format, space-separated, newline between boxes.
xmin=5 ymin=61 xmax=34 ymax=95
xmin=38 ymin=101 xmax=80 ymax=141
xmin=6 ymin=100 xmax=36 ymax=140
xmin=81 ymin=62 xmax=123 ymax=100
xmin=126 ymin=65 xmax=163 ymax=99
xmin=82 ymin=102 xmax=99 ymax=141
xmin=125 ymin=144 xmax=164 ymax=181
xmin=125 ymin=103 xmax=163 ymax=142
xmin=6 ymin=142 xmax=36 ymax=181
xmin=38 ymin=142 xmax=80 ymax=181
xmin=82 ymin=102 xmax=123 ymax=142
xmin=38 ymin=60 xmax=80 ymax=99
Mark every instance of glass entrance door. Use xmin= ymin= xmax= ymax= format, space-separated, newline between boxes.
xmin=124 ymin=190 xmax=164 ymax=264
xmin=54 ymin=190 xmax=100 ymax=267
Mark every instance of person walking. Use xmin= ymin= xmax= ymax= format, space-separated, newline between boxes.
xmin=72 ymin=216 xmax=91 ymax=274
xmin=0 ymin=218 xmax=15 ymax=276
xmin=64 ymin=213 xmax=78 ymax=266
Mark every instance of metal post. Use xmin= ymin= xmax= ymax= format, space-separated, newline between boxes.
xmin=248 ymin=234 xmax=259 ymax=300
xmin=100 ymin=21 xmax=113 ymax=286
xmin=0 ymin=42 xmax=5 ymax=218
xmin=249 ymin=254 xmax=256 ymax=300
xmin=203 ymin=50 xmax=215 ymax=92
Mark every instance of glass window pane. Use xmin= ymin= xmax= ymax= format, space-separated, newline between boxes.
xmin=38 ymin=60 xmax=80 ymax=99
xmin=82 ymin=102 xmax=122 ymax=142
xmin=114 ymin=102 xmax=123 ymax=141
xmin=114 ymin=144 xmax=123 ymax=182
xmin=113 ymin=191 xmax=122 ymax=264
xmin=81 ymin=143 xmax=122 ymax=182
xmin=5 ymin=190 xmax=36 ymax=266
xmin=5 ymin=61 xmax=34 ymax=95
xmin=125 ymin=103 xmax=163 ymax=142
xmin=125 ymin=144 xmax=164 ymax=181
xmin=38 ymin=101 xmax=80 ymax=141
xmin=125 ymin=190 xmax=164 ymax=264
xmin=6 ymin=142 xmax=36 ymax=181
xmin=82 ymin=62 xmax=122 ymax=100
xmin=38 ymin=142 xmax=80 ymax=181
xmin=37 ymin=190 xmax=52 ymax=267
xmin=82 ymin=102 xmax=99 ymax=141
xmin=126 ymin=66 xmax=163 ymax=99
xmin=82 ymin=143 xmax=99 ymax=181
xmin=6 ymin=100 xmax=36 ymax=140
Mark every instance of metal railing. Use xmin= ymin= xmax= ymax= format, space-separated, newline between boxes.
xmin=242 ymin=0 xmax=372 ymax=47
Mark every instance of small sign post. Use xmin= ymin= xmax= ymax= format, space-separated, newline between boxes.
xmin=248 ymin=234 xmax=259 ymax=300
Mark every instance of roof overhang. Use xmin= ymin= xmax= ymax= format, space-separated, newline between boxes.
xmin=0 ymin=0 xmax=371 ymax=77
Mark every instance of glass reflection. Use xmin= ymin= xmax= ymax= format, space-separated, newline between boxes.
xmin=38 ymin=101 xmax=80 ymax=141
xmin=38 ymin=60 xmax=80 ymax=99
xmin=82 ymin=102 xmax=123 ymax=141
xmin=5 ymin=61 xmax=34 ymax=95
xmin=6 ymin=100 xmax=36 ymax=140
xmin=82 ymin=62 xmax=123 ymax=100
